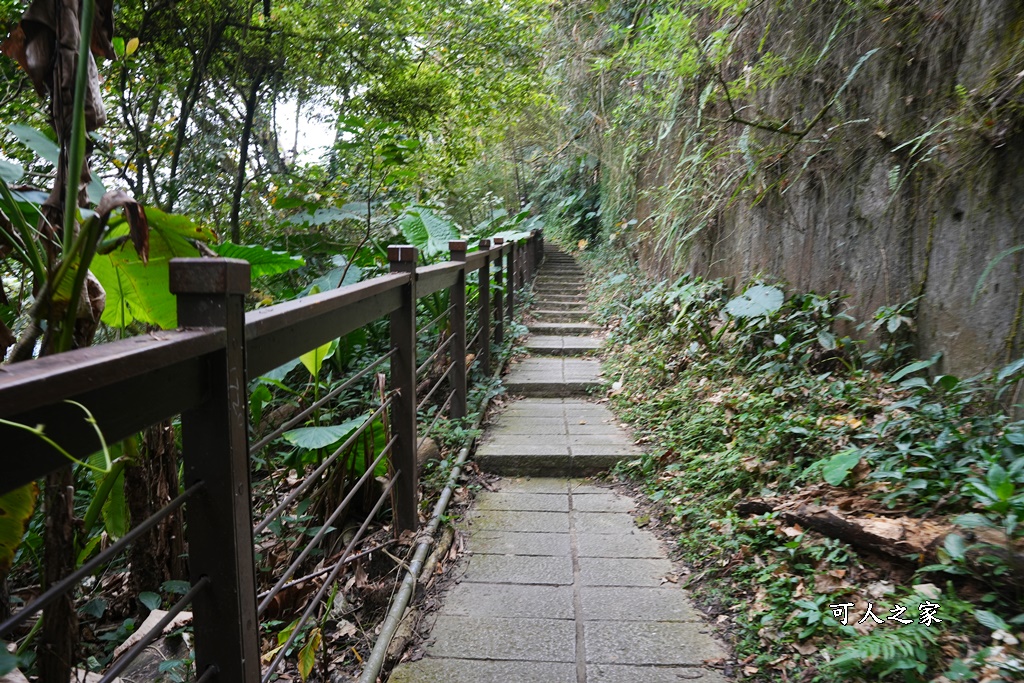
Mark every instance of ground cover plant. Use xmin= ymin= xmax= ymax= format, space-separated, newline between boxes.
xmin=580 ymin=246 xmax=1024 ymax=682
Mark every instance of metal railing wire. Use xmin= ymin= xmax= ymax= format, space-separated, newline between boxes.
xmin=257 ymin=437 xmax=395 ymax=615
xmin=261 ymin=472 xmax=400 ymax=682
xmin=418 ymin=388 xmax=456 ymax=450
xmin=100 ymin=576 xmax=210 ymax=683
xmin=416 ymin=304 xmax=455 ymax=337
xmin=253 ymin=395 xmax=395 ymax=535
xmin=416 ymin=361 xmax=455 ymax=413
xmin=249 ymin=349 xmax=396 ymax=454
xmin=0 ymin=480 xmax=205 ymax=637
xmin=256 ymin=539 xmax=395 ymax=600
xmin=415 ymin=334 xmax=454 ymax=377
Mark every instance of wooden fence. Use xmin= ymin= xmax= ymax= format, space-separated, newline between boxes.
xmin=0 ymin=229 xmax=543 ymax=682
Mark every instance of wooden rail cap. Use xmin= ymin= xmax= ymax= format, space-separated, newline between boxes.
xmin=169 ymin=258 xmax=251 ymax=295
xmin=388 ymin=245 xmax=417 ymax=264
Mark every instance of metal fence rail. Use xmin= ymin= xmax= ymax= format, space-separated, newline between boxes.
xmin=0 ymin=230 xmax=543 ymax=682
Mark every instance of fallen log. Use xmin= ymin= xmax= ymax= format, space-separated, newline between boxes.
xmin=735 ymin=498 xmax=1024 ymax=589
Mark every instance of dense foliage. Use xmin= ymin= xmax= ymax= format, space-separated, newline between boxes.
xmin=0 ymin=0 xmax=547 ymax=678
xmin=583 ymin=246 xmax=1024 ymax=682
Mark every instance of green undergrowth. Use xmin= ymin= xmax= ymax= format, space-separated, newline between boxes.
xmin=578 ymin=246 xmax=1024 ymax=682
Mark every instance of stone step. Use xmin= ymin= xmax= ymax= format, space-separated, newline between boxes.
xmin=533 ymin=316 xmax=588 ymax=325
xmin=534 ymin=286 xmax=585 ymax=295
xmin=528 ymin=322 xmax=601 ymax=336
xmin=535 ymin=279 xmax=585 ymax=287
xmin=474 ymin=399 xmax=638 ymax=476
xmin=526 ymin=335 xmax=603 ymax=356
xmin=532 ymin=309 xmax=588 ymax=322
xmin=532 ymin=301 xmax=589 ymax=311
xmin=535 ymin=283 xmax=585 ymax=291
xmin=535 ymin=294 xmax=587 ymax=303
xmin=503 ymin=357 xmax=605 ymax=397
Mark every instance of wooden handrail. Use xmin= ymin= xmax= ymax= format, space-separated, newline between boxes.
xmin=0 ymin=229 xmax=544 ymax=682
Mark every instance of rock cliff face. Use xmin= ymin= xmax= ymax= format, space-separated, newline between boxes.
xmin=583 ymin=0 xmax=1024 ymax=375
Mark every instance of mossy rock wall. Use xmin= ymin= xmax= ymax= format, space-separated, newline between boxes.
xmin=582 ymin=0 xmax=1024 ymax=375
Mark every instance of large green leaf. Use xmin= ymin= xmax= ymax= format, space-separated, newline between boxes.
xmin=0 ymin=159 xmax=23 ymax=184
xmin=90 ymin=209 xmax=214 ymax=329
xmin=888 ymin=355 xmax=939 ymax=383
xmin=300 ymin=256 xmax=362 ymax=296
xmin=283 ymin=416 xmax=365 ymax=450
xmin=147 ymin=207 xmax=218 ymax=244
xmin=286 ymin=202 xmax=369 ymax=226
xmin=300 ymin=339 xmax=338 ymax=378
xmin=298 ymin=627 xmax=321 ymax=682
xmin=259 ymin=358 xmax=302 ymax=384
xmin=101 ymin=467 xmax=127 ymax=539
xmin=725 ymin=285 xmax=784 ymax=318
xmin=8 ymin=124 xmax=59 ymax=165
xmin=209 ymin=242 xmax=305 ymax=278
xmin=399 ymin=207 xmax=460 ymax=259
xmin=822 ymin=450 xmax=861 ymax=486
xmin=0 ymin=644 xmax=15 ymax=676
xmin=0 ymin=482 xmax=38 ymax=575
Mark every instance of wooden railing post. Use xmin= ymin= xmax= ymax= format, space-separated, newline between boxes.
xmin=388 ymin=245 xmax=419 ymax=534
xmin=477 ymin=239 xmax=491 ymax=375
xmin=169 ymin=257 xmax=260 ymax=682
xmin=492 ymin=237 xmax=504 ymax=345
xmin=505 ymin=239 xmax=515 ymax=324
xmin=529 ymin=230 xmax=540 ymax=281
xmin=508 ymin=240 xmax=518 ymax=307
xmin=449 ymin=240 xmax=468 ymax=421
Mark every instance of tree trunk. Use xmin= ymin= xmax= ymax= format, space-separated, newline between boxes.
xmin=126 ymin=421 xmax=186 ymax=596
xmin=165 ymin=23 xmax=225 ymax=212
xmin=229 ymin=69 xmax=264 ymax=244
xmin=40 ymin=468 xmax=78 ymax=683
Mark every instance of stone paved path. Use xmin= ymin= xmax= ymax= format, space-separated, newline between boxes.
xmin=389 ymin=247 xmax=728 ymax=683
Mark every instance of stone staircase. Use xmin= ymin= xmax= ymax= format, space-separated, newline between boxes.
xmin=475 ymin=246 xmax=637 ymax=476
xmin=387 ymin=247 xmax=727 ymax=683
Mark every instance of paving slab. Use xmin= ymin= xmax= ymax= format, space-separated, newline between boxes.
xmin=504 ymin=357 xmax=605 ymax=397
xmin=534 ymin=294 xmax=588 ymax=304
xmin=496 ymin=477 xmax=576 ymax=493
xmin=588 ymin=664 xmax=730 ymax=683
xmin=572 ymin=492 xmax=636 ymax=512
xmin=475 ymin=491 xmax=570 ymax=511
xmin=580 ymin=586 xmax=704 ymax=622
xmin=567 ymin=482 xmax=619 ymax=495
xmin=576 ymin=532 xmax=664 ymax=558
xmin=573 ymin=511 xmax=642 ymax=535
xmin=390 ymin=659 xmax=576 ymax=683
xmin=579 ymin=557 xmax=677 ymax=586
xmin=470 ymin=530 xmax=571 ymax=556
xmin=533 ymin=310 xmax=589 ymax=323
xmin=532 ymin=300 xmax=591 ymax=311
xmin=467 ymin=509 xmax=569 ymax=533
xmin=427 ymin=616 xmax=576 ymax=661
xmin=441 ymin=583 xmax=575 ymax=619
xmin=535 ymin=284 xmax=586 ymax=291
xmin=462 ymin=553 xmax=573 ymax=585
xmin=585 ymin=620 xmax=727 ymax=665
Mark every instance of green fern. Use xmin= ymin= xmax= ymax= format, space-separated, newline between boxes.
xmin=828 ymin=593 xmax=970 ymax=681
xmin=829 ymin=624 xmax=935 ymax=679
